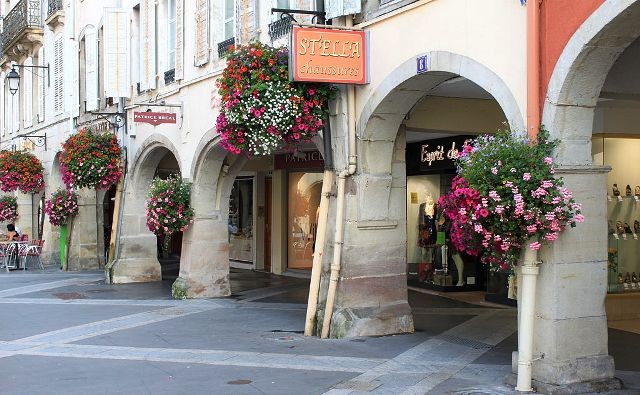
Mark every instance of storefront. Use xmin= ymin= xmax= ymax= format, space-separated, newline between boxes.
xmin=276 ymin=150 xmax=324 ymax=271
xmin=226 ymin=151 xmax=324 ymax=273
xmin=595 ymin=136 xmax=640 ymax=322
xmin=405 ymin=135 xmax=512 ymax=303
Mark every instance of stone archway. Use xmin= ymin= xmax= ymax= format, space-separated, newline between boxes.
xmin=535 ymin=0 xmax=640 ymax=389
xmin=319 ymin=51 xmax=522 ymax=338
xmin=41 ymin=152 xmax=65 ymax=265
xmin=107 ymin=134 xmax=181 ymax=283
xmin=172 ymin=130 xmax=247 ymax=298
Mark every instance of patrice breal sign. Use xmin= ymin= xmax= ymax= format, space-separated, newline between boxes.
xmin=289 ymin=26 xmax=369 ymax=85
xmin=133 ymin=111 xmax=177 ymax=126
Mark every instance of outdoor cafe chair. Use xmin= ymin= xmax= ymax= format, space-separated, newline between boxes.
xmin=1 ymin=243 xmax=18 ymax=272
xmin=19 ymin=240 xmax=45 ymax=270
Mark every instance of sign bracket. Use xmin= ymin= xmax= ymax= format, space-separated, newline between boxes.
xmin=271 ymin=8 xmax=326 ymax=24
xmin=90 ymin=111 xmax=126 ymax=131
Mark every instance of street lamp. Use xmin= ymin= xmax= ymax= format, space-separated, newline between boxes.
xmin=6 ymin=68 xmax=20 ymax=96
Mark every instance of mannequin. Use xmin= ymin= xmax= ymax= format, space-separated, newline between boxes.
xmin=418 ymin=193 xmax=437 ymax=246
xmin=417 ymin=193 xmax=437 ymax=281
xmin=451 ymin=252 xmax=465 ymax=286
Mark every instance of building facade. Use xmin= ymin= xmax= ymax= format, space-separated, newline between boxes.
xmin=1 ymin=0 xmax=639 ymax=391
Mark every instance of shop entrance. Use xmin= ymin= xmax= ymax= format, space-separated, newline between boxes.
xmin=400 ymin=78 xmax=510 ymax=305
xmin=153 ymin=152 xmax=182 ymax=280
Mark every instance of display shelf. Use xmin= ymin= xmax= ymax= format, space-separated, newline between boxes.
xmin=607 ymin=196 xmax=640 ymax=294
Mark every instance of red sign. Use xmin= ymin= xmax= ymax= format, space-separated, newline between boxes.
xmin=289 ymin=26 xmax=369 ymax=85
xmin=274 ymin=151 xmax=324 ymax=170
xmin=134 ymin=111 xmax=177 ymax=126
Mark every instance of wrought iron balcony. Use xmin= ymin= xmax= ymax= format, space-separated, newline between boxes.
xmin=269 ymin=15 xmax=294 ymax=41
xmin=217 ymin=37 xmax=235 ymax=58
xmin=164 ymin=69 xmax=175 ymax=85
xmin=48 ymin=0 xmax=63 ymax=19
xmin=1 ymin=0 xmax=43 ymax=58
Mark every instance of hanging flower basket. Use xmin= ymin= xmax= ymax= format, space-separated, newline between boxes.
xmin=59 ymin=129 xmax=123 ymax=190
xmin=0 ymin=150 xmax=45 ymax=194
xmin=438 ymin=127 xmax=584 ymax=270
xmin=145 ymin=175 xmax=194 ymax=236
xmin=0 ymin=196 xmax=18 ymax=222
xmin=216 ymin=42 xmax=336 ymax=156
xmin=44 ymin=189 xmax=79 ymax=227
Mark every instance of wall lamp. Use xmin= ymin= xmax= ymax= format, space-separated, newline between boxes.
xmin=6 ymin=64 xmax=50 ymax=96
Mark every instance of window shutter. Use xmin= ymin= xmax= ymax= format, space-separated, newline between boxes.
xmin=104 ymin=8 xmax=131 ymax=98
xmin=175 ymin=0 xmax=184 ymax=79
xmin=38 ymin=47 xmax=45 ymax=122
xmin=194 ymin=0 xmax=209 ymax=66
xmin=140 ymin=0 xmax=156 ymax=90
xmin=23 ymin=57 xmax=33 ymax=128
xmin=12 ymin=89 xmax=19 ymax=132
xmin=54 ymin=35 xmax=64 ymax=115
xmin=325 ymin=0 xmax=361 ymax=20
xmin=85 ymin=27 xmax=99 ymax=111
xmin=0 ymin=73 xmax=4 ymax=136
xmin=70 ymin=40 xmax=80 ymax=118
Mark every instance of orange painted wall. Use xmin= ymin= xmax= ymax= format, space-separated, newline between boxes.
xmin=540 ymin=0 xmax=605 ymax=104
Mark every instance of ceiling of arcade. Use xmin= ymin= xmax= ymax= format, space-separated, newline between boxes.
xmin=402 ymin=77 xmax=507 ymax=143
xmin=594 ymin=36 xmax=640 ymax=136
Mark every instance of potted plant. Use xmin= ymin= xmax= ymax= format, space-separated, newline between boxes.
xmin=0 ymin=195 xmax=18 ymax=223
xmin=216 ymin=42 xmax=335 ymax=156
xmin=0 ymin=150 xmax=45 ymax=194
xmin=145 ymin=175 xmax=194 ymax=236
xmin=59 ymin=129 xmax=123 ymax=190
xmin=44 ymin=189 xmax=79 ymax=227
xmin=439 ymin=127 xmax=584 ymax=270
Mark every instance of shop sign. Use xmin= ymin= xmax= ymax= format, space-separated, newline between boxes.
xmin=274 ymin=150 xmax=324 ymax=170
xmin=289 ymin=26 xmax=369 ymax=85
xmin=134 ymin=111 xmax=177 ymax=126
xmin=406 ymin=136 xmax=475 ymax=175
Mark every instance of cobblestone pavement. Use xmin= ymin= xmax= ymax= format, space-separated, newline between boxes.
xmin=0 ymin=267 xmax=638 ymax=394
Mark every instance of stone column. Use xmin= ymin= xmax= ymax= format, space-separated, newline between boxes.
xmin=67 ymin=189 xmax=100 ymax=270
xmin=106 ymin=181 xmax=161 ymax=283
xmin=15 ymin=192 xmax=37 ymax=239
xmin=317 ymin=128 xmax=414 ymax=338
xmin=172 ymin=213 xmax=230 ymax=298
xmin=515 ymin=166 xmax=620 ymax=391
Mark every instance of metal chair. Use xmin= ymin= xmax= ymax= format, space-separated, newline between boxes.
xmin=19 ymin=240 xmax=44 ymax=270
xmin=1 ymin=243 xmax=19 ymax=271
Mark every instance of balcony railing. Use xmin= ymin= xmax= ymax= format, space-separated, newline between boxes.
xmin=164 ymin=69 xmax=175 ymax=85
xmin=269 ymin=15 xmax=294 ymax=41
xmin=1 ymin=0 xmax=42 ymax=51
xmin=217 ymin=37 xmax=235 ymax=58
xmin=48 ymin=0 xmax=63 ymax=19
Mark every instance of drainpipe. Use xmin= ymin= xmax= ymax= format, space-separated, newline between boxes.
xmin=516 ymin=0 xmax=541 ymax=390
xmin=304 ymin=114 xmax=334 ymax=336
xmin=527 ymin=0 xmax=540 ymax=139
xmin=321 ymin=15 xmax=357 ymax=339
xmin=516 ymin=241 xmax=541 ymax=392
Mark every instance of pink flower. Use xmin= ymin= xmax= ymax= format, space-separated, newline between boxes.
xmin=523 ymin=173 xmax=531 ymax=181
xmin=529 ymin=241 xmax=541 ymax=250
xmin=544 ymin=157 xmax=553 ymax=165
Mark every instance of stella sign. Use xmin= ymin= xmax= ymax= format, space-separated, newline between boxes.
xmin=134 ymin=111 xmax=177 ymax=126
xmin=289 ymin=26 xmax=369 ymax=85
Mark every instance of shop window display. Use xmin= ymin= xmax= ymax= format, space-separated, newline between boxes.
xmin=594 ymin=137 xmax=640 ymax=294
xmin=287 ymin=172 xmax=323 ymax=270
xmin=229 ymin=177 xmax=254 ymax=262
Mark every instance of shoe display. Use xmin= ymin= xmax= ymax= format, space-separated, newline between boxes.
xmin=609 ymin=220 xmax=616 ymax=235
xmin=633 ymin=272 xmax=638 ymax=284
xmin=616 ymin=221 xmax=625 ymax=235
xmin=635 ymin=220 xmax=640 ymax=234
xmin=613 ymin=184 xmax=621 ymax=196
xmin=625 ymin=272 xmax=631 ymax=284
xmin=626 ymin=185 xmax=632 ymax=196
xmin=635 ymin=186 xmax=640 ymax=197
xmin=625 ymin=223 xmax=632 ymax=234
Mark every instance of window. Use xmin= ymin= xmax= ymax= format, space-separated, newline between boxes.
xmin=224 ymin=0 xmax=234 ymax=40
xmin=167 ymin=0 xmax=176 ymax=71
